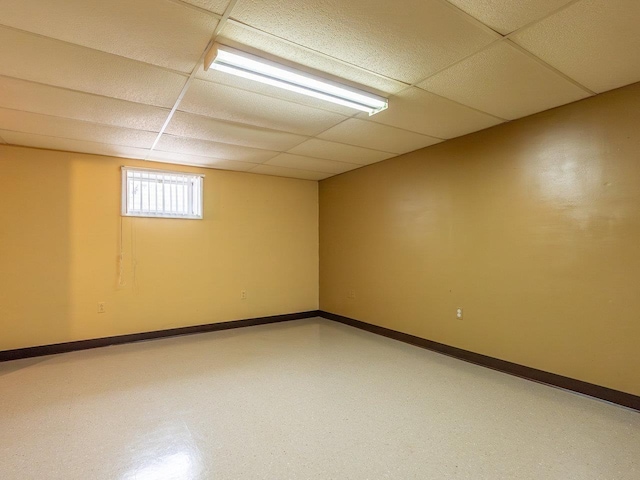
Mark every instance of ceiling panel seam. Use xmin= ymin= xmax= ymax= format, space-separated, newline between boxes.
xmin=153 ymin=141 xmax=273 ymax=159
xmin=265 ymin=153 xmax=367 ymax=168
xmin=0 ymin=25 xmax=194 ymax=77
xmin=150 ymin=132 xmax=301 ymax=156
xmin=245 ymin=164 xmax=334 ymax=176
xmin=145 ymin=154 xmax=260 ymax=171
xmin=436 ymin=0 xmax=507 ymax=38
xmin=284 ymin=155 xmax=383 ymax=168
xmin=158 ymin=128 xmax=399 ymax=158
xmin=170 ymin=110 xmax=315 ymax=139
xmin=0 ymin=127 xmax=155 ymax=151
xmin=320 ymin=110 xmax=450 ymax=144
xmin=281 ymin=135 xmax=315 ymax=153
xmin=288 ymin=136 xmax=399 ymax=155
xmin=345 ymin=119 xmax=448 ymax=142
xmin=258 ymin=164 xmax=330 ymax=175
xmin=375 ymin=38 xmax=511 ymax=112
xmin=401 ymin=38 xmax=594 ymax=115
xmin=408 ymin=38 xmax=505 ymax=88
xmin=0 ymin=74 xmax=176 ymax=112
xmin=283 ymin=118 xmax=363 ymax=154
xmin=285 ymin=106 xmax=443 ymax=158
xmin=504 ymin=0 xmax=584 ymax=38
xmin=162 ymin=162 xmax=261 ymax=171
xmin=146 ymin=0 xmax=241 ymax=159
xmin=278 ymin=149 xmax=397 ymax=168
xmin=0 ymin=106 xmax=163 ymax=134
xmin=369 ymin=0 xmax=589 ymax=106
xmin=284 ymin=140 xmax=421 ymax=157
xmin=167 ymin=0 xmax=224 ymax=19
xmin=410 ymin=87 xmax=508 ymax=123
xmin=506 ymin=40 xmax=596 ymax=95
xmin=152 ymin=145 xmax=274 ymax=165
xmin=159 ymin=132 xmax=279 ymax=155
xmin=4 ymin=143 xmax=153 ymax=161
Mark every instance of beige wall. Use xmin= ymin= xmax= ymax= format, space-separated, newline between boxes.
xmin=0 ymin=146 xmax=318 ymax=350
xmin=320 ymin=83 xmax=640 ymax=396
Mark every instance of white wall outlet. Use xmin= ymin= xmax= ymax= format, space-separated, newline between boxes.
xmin=241 ymin=290 xmax=247 ymax=300
xmin=456 ymin=308 xmax=463 ymax=320
xmin=97 ymin=302 xmax=106 ymax=314
xmin=348 ymin=289 xmax=356 ymax=299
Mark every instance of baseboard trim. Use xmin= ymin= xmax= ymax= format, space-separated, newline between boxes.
xmin=319 ymin=311 xmax=640 ymax=411
xmin=0 ymin=310 xmax=321 ymax=362
xmin=4 ymin=310 xmax=637 ymax=411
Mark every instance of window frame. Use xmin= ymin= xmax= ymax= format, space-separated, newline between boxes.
xmin=120 ymin=166 xmax=204 ymax=220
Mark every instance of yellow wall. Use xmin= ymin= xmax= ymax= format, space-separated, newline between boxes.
xmin=0 ymin=146 xmax=318 ymax=350
xmin=320 ymin=83 xmax=640 ymax=396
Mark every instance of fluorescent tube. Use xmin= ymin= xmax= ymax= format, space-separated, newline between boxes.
xmin=205 ymin=44 xmax=388 ymax=115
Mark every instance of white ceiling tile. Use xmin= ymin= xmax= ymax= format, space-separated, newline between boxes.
xmin=250 ymin=164 xmax=332 ymax=181
xmin=288 ymin=139 xmax=395 ymax=165
xmin=177 ymin=0 xmax=230 ymax=15
xmin=165 ymin=111 xmax=307 ymax=151
xmin=231 ymin=0 xmax=498 ymax=83
xmin=2 ymin=0 xmax=634 ymax=181
xmin=179 ymin=79 xmax=347 ymax=136
xmin=318 ymin=118 xmax=442 ymax=154
xmin=0 ymin=108 xmax=157 ymax=148
xmin=0 ymin=0 xmax=218 ymax=73
xmin=266 ymin=153 xmax=359 ymax=174
xmin=0 ymin=76 xmax=169 ymax=131
xmin=446 ymin=0 xmax=573 ymax=35
xmin=214 ymin=21 xmax=406 ymax=95
xmin=155 ymin=134 xmax=278 ymax=163
xmin=0 ymin=27 xmax=187 ymax=107
xmin=0 ymin=129 xmax=150 ymax=159
xmin=512 ymin=0 xmax=640 ymax=93
xmin=418 ymin=41 xmax=591 ymax=120
xmin=148 ymin=150 xmax=258 ymax=171
xmin=362 ymin=87 xmax=504 ymax=138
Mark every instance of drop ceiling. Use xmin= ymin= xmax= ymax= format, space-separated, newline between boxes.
xmin=0 ymin=0 xmax=638 ymax=180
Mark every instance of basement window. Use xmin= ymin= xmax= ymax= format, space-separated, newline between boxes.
xmin=121 ymin=167 xmax=203 ymax=219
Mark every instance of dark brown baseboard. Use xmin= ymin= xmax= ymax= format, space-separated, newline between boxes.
xmin=3 ymin=310 xmax=637 ymax=411
xmin=319 ymin=311 xmax=640 ymax=412
xmin=0 ymin=310 xmax=321 ymax=362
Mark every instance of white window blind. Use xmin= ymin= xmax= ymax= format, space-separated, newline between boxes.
xmin=121 ymin=167 xmax=203 ymax=219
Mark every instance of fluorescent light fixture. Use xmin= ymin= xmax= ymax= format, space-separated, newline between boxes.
xmin=205 ymin=44 xmax=388 ymax=116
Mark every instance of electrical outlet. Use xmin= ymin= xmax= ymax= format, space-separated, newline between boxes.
xmin=241 ymin=290 xmax=247 ymax=300
xmin=348 ymin=289 xmax=356 ymax=299
xmin=456 ymin=308 xmax=463 ymax=320
xmin=97 ymin=302 xmax=106 ymax=314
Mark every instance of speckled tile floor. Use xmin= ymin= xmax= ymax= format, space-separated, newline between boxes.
xmin=0 ymin=318 xmax=638 ymax=479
